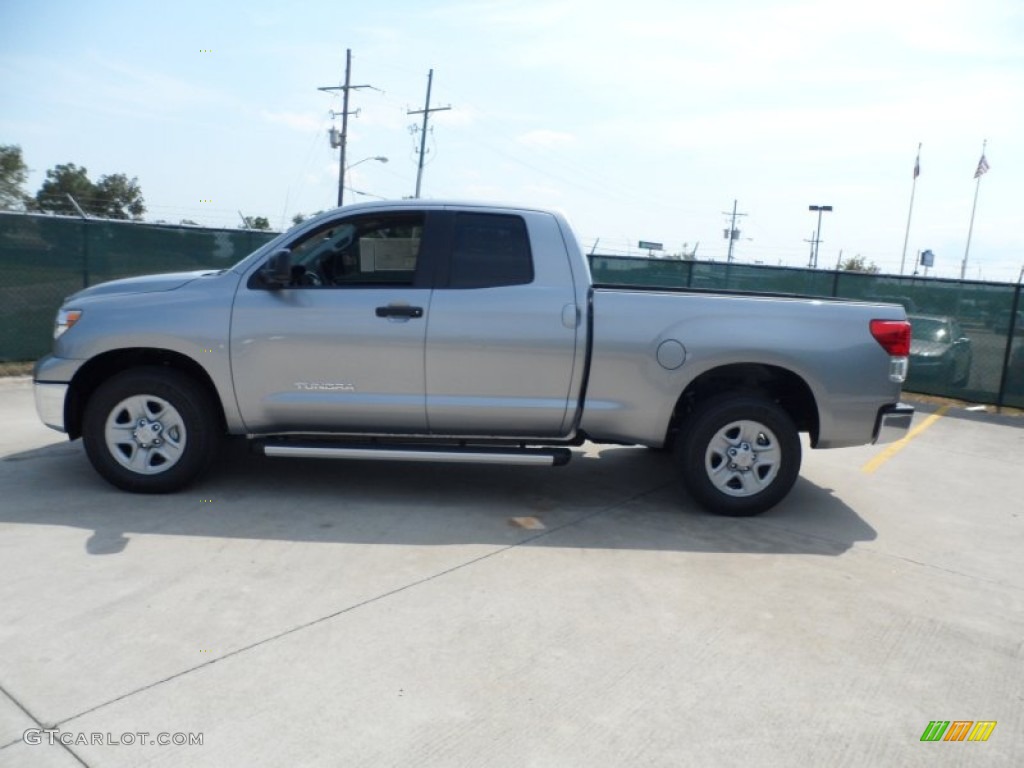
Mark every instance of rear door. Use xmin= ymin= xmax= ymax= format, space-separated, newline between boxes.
xmin=230 ymin=210 xmax=439 ymax=433
xmin=424 ymin=209 xmax=582 ymax=436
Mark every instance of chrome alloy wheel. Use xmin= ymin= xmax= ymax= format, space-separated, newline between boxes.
xmin=704 ymin=419 xmax=781 ymax=497
xmin=104 ymin=395 xmax=187 ymax=475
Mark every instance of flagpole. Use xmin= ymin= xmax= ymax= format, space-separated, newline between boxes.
xmin=961 ymin=139 xmax=987 ymax=280
xmin=899 ymin=143 xmax=921 ymax=276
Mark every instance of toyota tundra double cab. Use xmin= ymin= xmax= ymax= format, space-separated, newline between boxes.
xmin=34 ymin=201 xmax=914 ymax=515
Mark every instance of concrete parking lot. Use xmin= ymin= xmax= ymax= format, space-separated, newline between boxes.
xmin=0 ymin=376 xmax=1021 ymax=767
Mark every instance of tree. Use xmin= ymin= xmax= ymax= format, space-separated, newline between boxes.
xmin=34 ymin=163 xmax=146 ymax=219
xmin=240 ymin=215 xmax=271 ymax=231
xmin=94 ymin=173 xmax=145 ymax=219
xmin=291 ymin=211 xmax=325 ymax=226
xmin=839 ymin=255 xmax=880 ymax=274
xmin=0 ymin=144 xmax=30 ymax=210
xmin=35 ymin=163 xmax=98 ymax=215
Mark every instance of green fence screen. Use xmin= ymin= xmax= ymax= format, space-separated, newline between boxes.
xmin=3 ymin=212 xmax=1022 ymax=408
xmin=0 ymin=213 xmax=277 ymax=364
xmin=590 ymin=258 xmax=1024 ymax=409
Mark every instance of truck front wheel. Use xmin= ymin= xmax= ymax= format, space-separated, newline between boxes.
xmin=82 ymin=367 xmax=219 ymax=493
xmin=677 ymin=394 xmax=801 ymax=516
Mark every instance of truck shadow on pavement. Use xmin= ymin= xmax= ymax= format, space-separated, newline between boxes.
xmin=3 ymin=439 xmax=876 ymax=557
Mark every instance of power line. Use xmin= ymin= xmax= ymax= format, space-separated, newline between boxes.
xmin=365 ymin=76 xmax=710 ymax=215
xmin=721 ymin=199 xmax=748 ymax=263
xmin=318 ymin=48 xmax=377 ymax=207
xmin=407 ymin=69 xmax=451 ymax=198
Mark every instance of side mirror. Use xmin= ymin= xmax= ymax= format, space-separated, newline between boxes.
xmin=260 ymin=249 xmax=292 ymax=289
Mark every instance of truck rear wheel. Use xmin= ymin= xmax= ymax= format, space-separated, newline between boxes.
xmin=676 ymin=394 xmax=801 ymax=516
xmin=82 ymin=367 xmax=219 ymax=493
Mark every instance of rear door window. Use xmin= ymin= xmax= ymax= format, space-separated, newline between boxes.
xmin=449 ymin=213 xmax=533 ymax=289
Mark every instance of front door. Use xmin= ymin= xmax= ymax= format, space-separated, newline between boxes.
xmin=230 ymin=210 xmax=436 ymax=434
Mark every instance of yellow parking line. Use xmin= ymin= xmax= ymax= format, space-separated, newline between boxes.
xmin=861 ymin=405 xmax=950 ymax=474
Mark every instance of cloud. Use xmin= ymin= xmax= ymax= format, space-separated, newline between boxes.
xmin=261 ymin=110 xmax=324 ymax=133
xmin=516 ymin=129 xmax=576 ymax=148
xmin=2 ymin=53 xmax=226 ymax=122
xmin=428 ymin=0 xmax=580 ymax=29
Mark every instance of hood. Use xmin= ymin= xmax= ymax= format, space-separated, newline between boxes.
xmin=66 ymin=270 xmax=219 ymax=301
xmin=910 ymin=340 xmax=950 ymax=358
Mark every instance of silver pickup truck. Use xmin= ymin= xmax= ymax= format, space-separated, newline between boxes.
xmin=33 ymin=201 xmax=914 ymax=515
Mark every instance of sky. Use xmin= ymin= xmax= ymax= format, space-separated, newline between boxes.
xmin=1 ymin=0 xmax=1022 ymax=282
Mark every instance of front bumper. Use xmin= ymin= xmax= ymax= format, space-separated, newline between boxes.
xmin=33 ymin=355 xmax=85 ymax=433
xmin=34 ymin=382 xmax=69 ymax=432
xmin=873 ymin=402 xmax=915 ymax=444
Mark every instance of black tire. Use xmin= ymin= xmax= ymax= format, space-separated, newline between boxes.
xmin=676 ymin=394 xmax=801 ymax=516
xmin=952 ymin=354 xmax=971 ymax=387
xmin=82 ymin=367 xmax=220 ymax=493
xmin=941 ymin=359 xmax=957 ymax=387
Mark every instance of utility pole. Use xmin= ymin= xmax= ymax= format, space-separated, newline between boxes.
xmin=721 ymin=200 xmax=747 ymax=263
xmin=407 ymin=69 xmax=451 ymax=198
xmin=318 ymin=49 xmax=376 ymax=207
xmin=804 ymin=232 xmax=816 ymax=267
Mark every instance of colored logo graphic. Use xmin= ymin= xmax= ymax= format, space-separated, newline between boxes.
xmin=920 ymin=721 xmax=996 ymax=742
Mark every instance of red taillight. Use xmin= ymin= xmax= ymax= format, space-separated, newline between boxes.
xmin=870 ymin=319 xmax=911 ymax=356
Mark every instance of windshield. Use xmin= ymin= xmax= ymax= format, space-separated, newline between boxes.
xmin=911 ymin=318 xmax=950 ymax=342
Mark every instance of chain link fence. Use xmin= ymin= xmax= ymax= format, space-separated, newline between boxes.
xmin=592 ymin=256 xmax=1024 ymax=409
xmin=0 ymin=212 xmax=277 ymax=363
xmin=3 ymin=212 xmax=1022 ymax=408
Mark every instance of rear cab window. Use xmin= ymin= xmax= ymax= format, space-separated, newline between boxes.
xmin=449 ymin=213 xmax=533 ymax=289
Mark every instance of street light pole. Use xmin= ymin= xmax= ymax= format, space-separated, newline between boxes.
xmin=808 ymin=205 xmax=833 ymax=269
xmin=343 ymin=156 xmax=388 ymax=199
xmin=346 ymin=156 xmax=388 ymax=173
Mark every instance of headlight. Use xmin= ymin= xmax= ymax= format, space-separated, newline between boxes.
xmin=54 ymin=309 xmax=82 ymax=339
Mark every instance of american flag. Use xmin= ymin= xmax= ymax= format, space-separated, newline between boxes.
xmin=974 ymin=154 xmax=990 ymax=179
xmin=913 ymin=154 xmax=920 ymax=179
